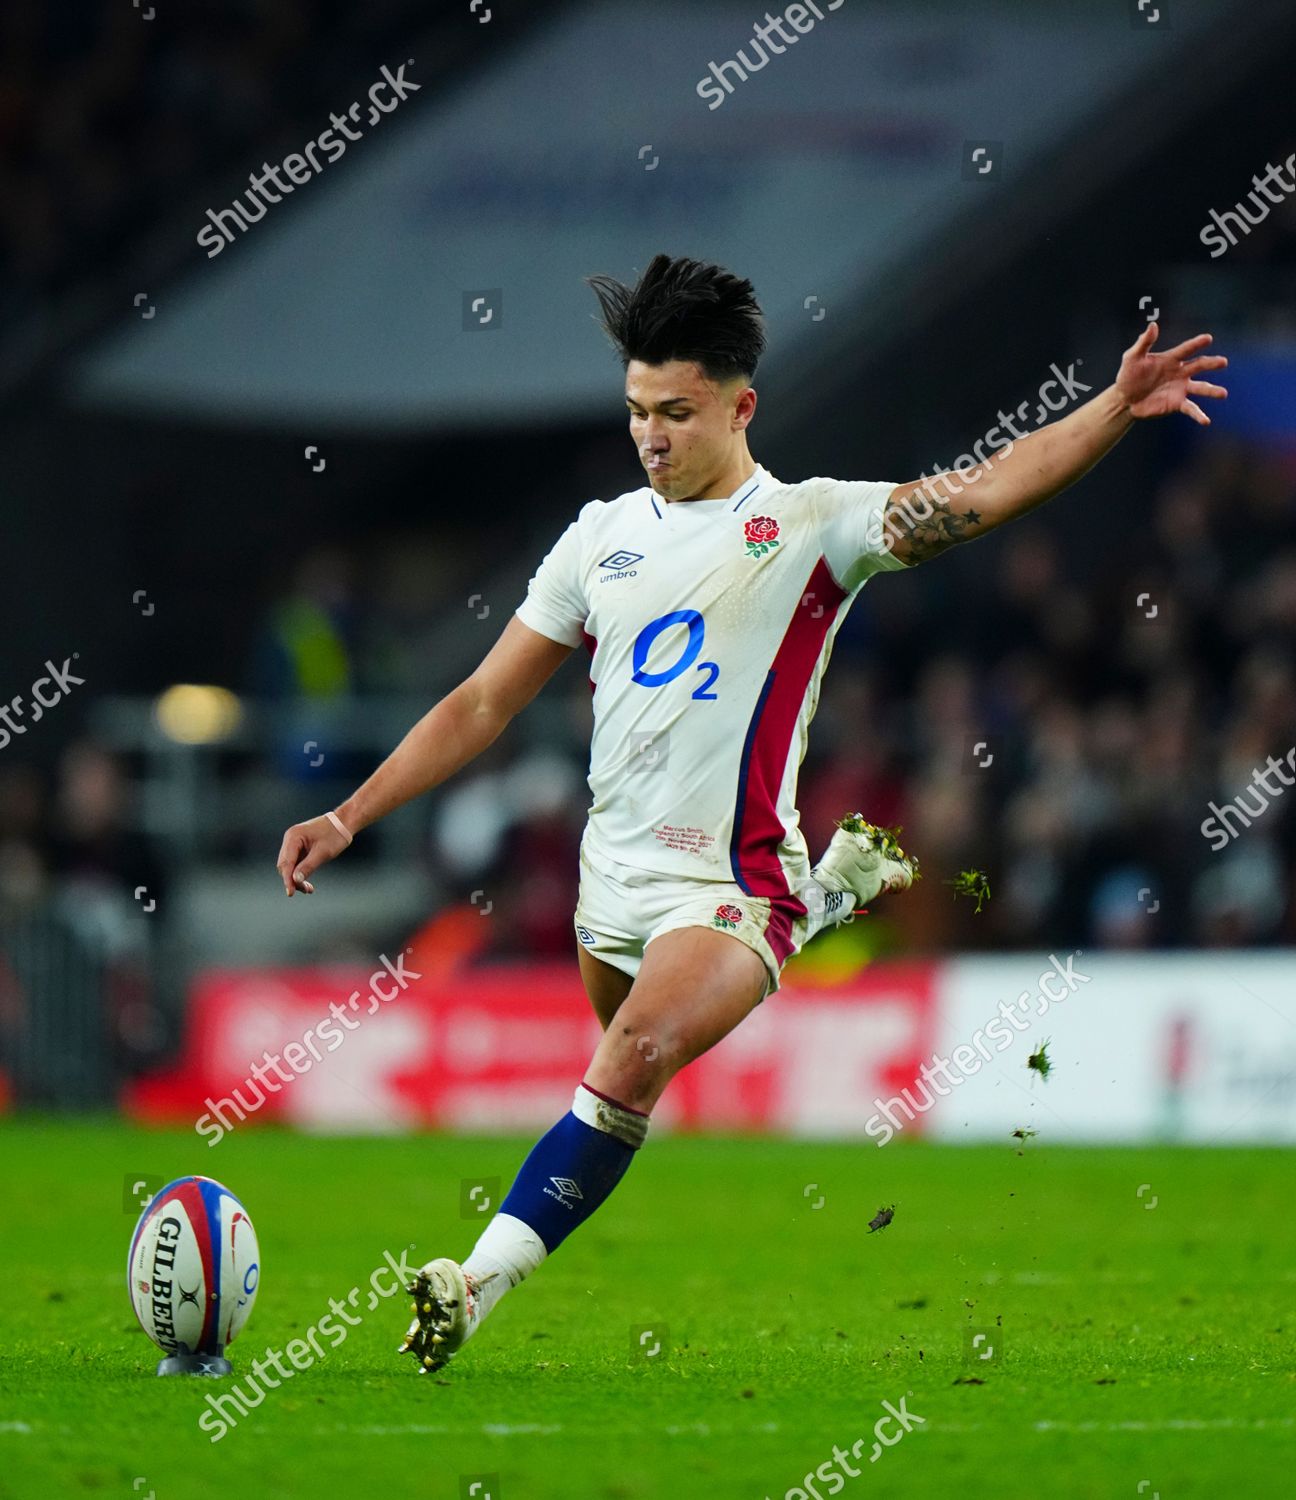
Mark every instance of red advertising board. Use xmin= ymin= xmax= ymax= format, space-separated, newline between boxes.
xmin=124 ymin=959 xmax=938 ymax=1139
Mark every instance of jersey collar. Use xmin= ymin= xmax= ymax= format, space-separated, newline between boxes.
xmin=648 ymin=463 xmax=775 ymax=519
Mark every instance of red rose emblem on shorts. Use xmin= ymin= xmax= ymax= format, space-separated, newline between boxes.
xmin=743 ymin=515 xmax=780 ymax=557
xmin=713 ymin=903 xmax=744 ymax=929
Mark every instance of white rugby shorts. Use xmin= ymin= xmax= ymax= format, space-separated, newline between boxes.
xmin=574 ymin=837 xmax=812 ymax=996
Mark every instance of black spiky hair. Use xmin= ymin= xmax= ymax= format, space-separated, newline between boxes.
xmin=585 ymin=253 xmax=766 ymax=383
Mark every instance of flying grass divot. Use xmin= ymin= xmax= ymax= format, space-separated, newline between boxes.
xmin=945 ymin=867 xmax=991 ymax=913
xmin=867 ymin=1204 xmax=896 ymax=1234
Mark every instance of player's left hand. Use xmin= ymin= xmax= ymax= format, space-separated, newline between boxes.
xmin=1115 ymin=322 xmax=1228 ymax=425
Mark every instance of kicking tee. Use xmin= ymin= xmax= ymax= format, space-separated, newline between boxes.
xmin=515 ymin=464 xmax=908 ymax=899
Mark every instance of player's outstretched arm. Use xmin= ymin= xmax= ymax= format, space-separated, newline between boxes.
xmin=880 ymin=322 xmax=1228 ymax=567
xmin=275 ymin=617 xmax=574 ymax=895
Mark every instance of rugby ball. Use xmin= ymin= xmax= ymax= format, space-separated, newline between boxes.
xmin=127 ymin=1175 xmax=260 ymax=1357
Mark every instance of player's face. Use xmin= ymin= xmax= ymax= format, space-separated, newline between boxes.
xmin=625 ymin=359 xmax=754 ymax=500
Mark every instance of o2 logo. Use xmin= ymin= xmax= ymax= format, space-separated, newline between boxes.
xmin=631 ymin=609 xmax=718 ymax=700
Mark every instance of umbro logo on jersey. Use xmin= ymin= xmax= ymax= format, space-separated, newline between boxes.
xmin=598 ymin=548 xmax=643 ymax=581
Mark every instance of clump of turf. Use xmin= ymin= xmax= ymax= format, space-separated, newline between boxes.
xmin=1027 ymin=1039 xmax=1053 ymax=1081
xmin=945 ymin=868 xmax=991 ymax=913
xmin=868 ymin=1204 xmax=896 ymax=1234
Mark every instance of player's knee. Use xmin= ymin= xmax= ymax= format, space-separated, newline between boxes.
xmin=588 ymin=1017 xmax=691 ymax=1110
xmin=622 ymin=1015 xmax=698 ymax=1072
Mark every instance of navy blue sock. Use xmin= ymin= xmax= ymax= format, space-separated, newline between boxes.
xmin=498 ymin=1084 xmax=649 ymax=1253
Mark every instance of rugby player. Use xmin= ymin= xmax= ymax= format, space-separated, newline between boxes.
xmin=275 ymin=255 xmax=1225 ymax=1372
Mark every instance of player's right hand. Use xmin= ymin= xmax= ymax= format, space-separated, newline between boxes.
xmin=276 ymin=814 xmax=351 ymax=897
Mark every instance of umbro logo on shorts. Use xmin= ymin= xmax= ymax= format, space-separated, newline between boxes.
xmin=576 ymin=925 xmax=595 ymax=945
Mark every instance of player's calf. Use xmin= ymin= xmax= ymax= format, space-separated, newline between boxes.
xmin=399 ymin=927 xmax=768 ymax=1375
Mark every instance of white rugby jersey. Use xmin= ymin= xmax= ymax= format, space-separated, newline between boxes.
xmin=515 ymin=463 xmax=908 ymax=898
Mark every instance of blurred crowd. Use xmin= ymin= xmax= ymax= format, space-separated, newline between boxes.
xmin=4 ymin=436 xmax=1293 ymax=1043
xmin=0 ymin=0 xmax=453 ymax=340
xmin=2 ymin=1 xmax=295 ymax=334
xmin=817 ymin=436 xmax=1296 ymax=955
xmin=0 ymin=744 xmax=171 ymax=1104
xmin=227 ymin=434 xmax=1296 ymax=962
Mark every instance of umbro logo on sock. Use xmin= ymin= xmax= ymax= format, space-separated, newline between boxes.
xmin=545 ymin=1176 xmax=583 ymax=1206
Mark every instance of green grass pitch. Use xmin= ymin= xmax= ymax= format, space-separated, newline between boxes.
xmin=1 ymin=1120 xmax=1292 ymax=1498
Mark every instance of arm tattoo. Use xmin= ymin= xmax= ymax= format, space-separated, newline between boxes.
xmin=883 ymin=492 xmax=983 ymax=564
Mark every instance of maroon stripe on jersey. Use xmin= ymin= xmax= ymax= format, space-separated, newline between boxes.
xmin=730 ymin=557 xmax=847 ymax=899
xmin=764 ymin=888 xmax=806 ymax=964
xmin=581 ymin=627 xmax=597 ymax=694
